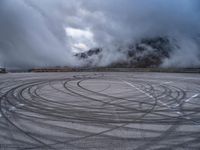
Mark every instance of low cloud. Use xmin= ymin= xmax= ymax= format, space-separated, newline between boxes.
xmin=0 ymin=0 xmax=200 ymax=68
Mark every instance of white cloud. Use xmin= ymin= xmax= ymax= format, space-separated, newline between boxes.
xmin=73 ymin=43 xmax=89 ymax=52
xmin=65 ymin=27 xmax=93 ymax=39
xmin=65 ymin=27 xmax=96 ymax=52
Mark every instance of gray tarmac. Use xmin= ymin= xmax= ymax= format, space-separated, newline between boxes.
xmin=0 ymin=72 xmax=200 ymax=150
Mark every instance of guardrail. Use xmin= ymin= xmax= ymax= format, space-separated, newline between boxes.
xmin=30 ymin=68 xmax=200 ymax=73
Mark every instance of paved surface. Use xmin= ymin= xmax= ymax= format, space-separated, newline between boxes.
xmin=0 ymin=72 xmax=200 ymax=150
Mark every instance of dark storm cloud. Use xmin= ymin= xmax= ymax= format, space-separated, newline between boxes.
xmin=0 ymin=0 xmax=200 ymax=68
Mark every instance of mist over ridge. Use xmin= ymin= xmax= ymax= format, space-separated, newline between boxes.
xmin=0 ymin=0 xmax=200 ymax=69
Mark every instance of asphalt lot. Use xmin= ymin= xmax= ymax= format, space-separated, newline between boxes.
xmin=0 ymin=72 xmax=200 ymax=150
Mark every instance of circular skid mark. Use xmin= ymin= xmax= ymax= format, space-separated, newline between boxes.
xmin=0 ymin=73 xmax=199 ymax=150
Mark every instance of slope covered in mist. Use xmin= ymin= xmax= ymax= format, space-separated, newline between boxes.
xmin=75 ymin=37 xmax=176 ymax=68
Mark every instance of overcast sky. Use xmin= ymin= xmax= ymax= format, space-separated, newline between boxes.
xmin=0 ymin=0 xmax=200 ymax=68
